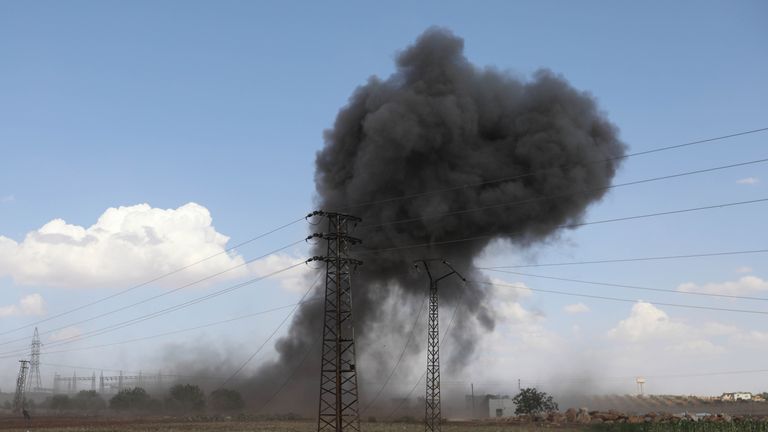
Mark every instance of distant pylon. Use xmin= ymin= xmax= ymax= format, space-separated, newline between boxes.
xmin=13 ymin=360 xmax=30 ymax=412
xmin=26 ymin=327 xmax=42 ymax=393
xmin=414 ymin=259 xmax=465 ymax=432
xmin=310 ymin=210 xmax=363 ymax=432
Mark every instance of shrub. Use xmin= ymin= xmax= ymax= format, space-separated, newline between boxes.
xmin=209 ymin=388 xmax=244 ymax=412
xmin=110 ymin=387 xmax=152 ymax=411
xmin=512 ymin=387 xmax=558 ymax=415
xmin=49 ymin=394 xmax=71 ymax=411
xmin=166 ymin=384 xmax=206 ymax=413
xmin=72 ymin=390 xmax=106 ymax=411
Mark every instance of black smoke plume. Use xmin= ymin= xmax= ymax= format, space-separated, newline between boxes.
xmin=242 ymin=27 xmax=625 ymax=413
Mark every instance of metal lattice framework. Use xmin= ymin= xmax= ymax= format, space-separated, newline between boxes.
xmin=312 ymin=211 xmax=363 ymax=432
xmin=414 ymin=260 xmax=464 ymax=432
xmin=26 ymin=328 xmax=42 ymax=393
xmin=13 ymin=360 xmax=30 ymax=412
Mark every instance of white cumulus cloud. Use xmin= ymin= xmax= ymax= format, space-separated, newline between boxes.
xmin=737 ymin=177 xmax=759 ymax=185
xmin=564 ymin=302 xmax=590 ymax=314
xmin=678 ymin=276 xmax=768 ymax=297
xmin=608 ymin=301 xmax=688 ymax=342
xmin=49 ymin=326 xmax=81 ymax=342
xmin=249 ymin=253 xmax=313 ymax=293
xmin=0 ymin=203 xmax=249 ymax=288
xmin=0 ymin=293 xmax=46 ymax=317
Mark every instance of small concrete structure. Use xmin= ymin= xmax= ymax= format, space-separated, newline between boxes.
xmin=721 ymin=392 xmax=752 ymax=401
xmin=488 ymin=396 xmax=515 ymax=417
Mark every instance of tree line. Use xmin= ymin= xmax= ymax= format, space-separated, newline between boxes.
xmin=18 ymin=384 xmax=244 ymax=414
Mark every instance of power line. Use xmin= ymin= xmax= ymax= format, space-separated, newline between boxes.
xmin=0 ymin=217 xmax=306 ymax=338
xmin=386 ymin=299 xmax=463 ymax=419
xmin=362 ymin=198 xmax=768 ymax=255
xmin=220 ymin=272 xmax=324 ymax=387
xmin=361 ymin=294 xmax=429 ymax=414
xmin=19 ymin=298 xmax=323 ymax=358
xmin=0 ymin=238 xmax=308 ymax=349
xmin=338 ymin=127 xmax=768 ymax=211
xmin=473 ymin=280 xmax=768 ymax=316
xmin=0 ymin=261 xmax=310 ymax=358
xmin=38 ymin=362 xmax=237 ymax=382
xmin=256 ymin=338 xmax=320 ymax=413
xmin=483 ymin=269 xmax=768 ymax=302
xmin=478 ymin=249 xmax=768 ymax=269
xmin=359 ymin=157 xmax=768 ymax=230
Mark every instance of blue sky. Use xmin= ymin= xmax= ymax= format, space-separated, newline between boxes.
xmin=1 ymin=1 xmax=767 ymax=400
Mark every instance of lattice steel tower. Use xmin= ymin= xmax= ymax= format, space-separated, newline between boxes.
xmin=310 ymin=211 xmax=363 ymax=432
xmin=13 ymin=360 xmax=30 ymax=412
xmin=414 ymin=260 xmax=464 ymax=432
xmin=26 ymin=327 xmax=42 ymax=393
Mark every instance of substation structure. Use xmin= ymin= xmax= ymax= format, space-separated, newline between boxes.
xmin=52 ymin=370 xmax=166 ymax=395
xmin=309 ymin=210 xmax=363 ymax=432
xmin=414 ymin=260 xmax=465 ymax=432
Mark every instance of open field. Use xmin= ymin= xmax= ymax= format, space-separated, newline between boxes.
xmin=3 ymin=417 xmax=768 ymax=432
xmin=0 ymin=417 xmax=562 ymax=432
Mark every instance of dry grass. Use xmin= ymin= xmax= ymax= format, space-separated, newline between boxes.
xmin=0 ymin=417 xmax=563 ymax=432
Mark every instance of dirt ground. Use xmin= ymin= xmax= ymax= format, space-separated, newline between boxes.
xmin=0 ymin=417 xmax=561 ymax=432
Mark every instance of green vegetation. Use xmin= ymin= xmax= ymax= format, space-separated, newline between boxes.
xmin=591 ymin=421 xmax=768 ymax=432
xmin=109 ymin=387 xmax=157 ymax=412
xmin=512 ymin=387 xmax=558 ymax=415
xmin=165 ymin=384 xmax=206 ymax=413
xmin=208 ymin=388 xmax=244 ymax=412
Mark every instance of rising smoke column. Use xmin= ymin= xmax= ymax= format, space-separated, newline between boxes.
xmin=245 ymin=27 xmax=626 ymax=412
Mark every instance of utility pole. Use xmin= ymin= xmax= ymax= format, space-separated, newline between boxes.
xmin=414 ymin=259 xmax=465 ymax=432
xmin=26 ymin=327 xmax=42 ymax=394
xmin=470 ymin=383 xmax=475 ymax=418
xmin=13 ymin=360 xmax=30 ymax=412
xmin=311 ymin=211 xmax=363 ymax=432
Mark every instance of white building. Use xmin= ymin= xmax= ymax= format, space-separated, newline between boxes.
xmin=488 ymin=397 xmax=516 ymax=417
xmin=721 ymin=392 xmax=752 ymax=401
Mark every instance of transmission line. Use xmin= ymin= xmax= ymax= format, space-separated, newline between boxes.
xmin=362 ymin=198 xmax=768 ymax=255
xmin=0 ymin=216 xmax=307 ymax=338
xmin=473 ymin=280 xmax=768 ymax=316
xmin=220 ymin=271 xmax=324 ymax=387
xmin=0 ymin=261 xmax=310 ymax=358
xmin=478 ymin=248 xmax=768 ymax=269
xmin=358 ymin=158 xmax=768 ymax=230
xmin=386 ymin=298 xmax=463 ymax=419
xmin=8 ymin=298 xmax=322 ymax=358
xmin=256 ymin=338 xmax=320 ymax=413
xmin=361 ymin=294 xmax=429 ymax=414
xmin=0 ymin=238 xmax=308 ymax=349
xmin=338 ymin=126 xmax=768 ymax=211
xmin=483 ymin=269 xmax=768 ymax=302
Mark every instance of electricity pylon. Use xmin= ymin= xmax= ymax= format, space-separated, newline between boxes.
xmin=13 ymin=360 xmax=30 ymax=412
xmin=310 ymin=210 xmax=363 ymax=432
xmin=26 ymin=327 xmax=42 ymax=393
xmin=413 ymin=259 xmax=465 ymax=432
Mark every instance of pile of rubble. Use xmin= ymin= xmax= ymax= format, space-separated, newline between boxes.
xmin=498 ymin=408 xmax=767 ymax=425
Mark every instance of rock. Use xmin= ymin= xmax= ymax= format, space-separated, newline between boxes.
xmin=590 ymin=418 xmax=604 ymax=425
xmin=628 ymin=416 xmax=643 ymax=424
xmin=576 ymin=408 xmax=591 ymax=425
xmin=565 ymin=408 xmax=578 ymax=422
